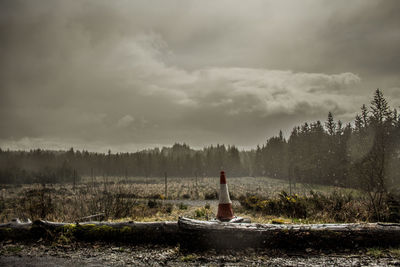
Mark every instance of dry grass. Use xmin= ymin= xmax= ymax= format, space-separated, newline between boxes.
xmin=0 ymin=176 xmax=361 ymax=223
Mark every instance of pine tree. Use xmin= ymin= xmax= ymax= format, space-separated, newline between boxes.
xmin=361 ymin=104 xmax=369 ymax=128
xmin=354 ymin=114 xmax=363 ymax=133
xmin=356 ymin=89 xmax=393 ymax=220
xmin=370 ymin=89 xmax=392 ymax=124
xmin=325 ymin=112 xmax=336 ymax=136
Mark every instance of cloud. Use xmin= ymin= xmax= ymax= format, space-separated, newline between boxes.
xmin=0 ymin=24 xmax=365 ymax=148
xmin=192 ymin=69 xmax=360 ymax=115
xmin=133 ymin=58 xmax=362 ymax=118
xmin=0 ymin=0 xmax=399 ymax=150
xmin=117 ymin=115 xmax=135 ymax=128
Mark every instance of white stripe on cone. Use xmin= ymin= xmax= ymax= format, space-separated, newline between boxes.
xmin=219 ymin=184 xmax=232 ymax=204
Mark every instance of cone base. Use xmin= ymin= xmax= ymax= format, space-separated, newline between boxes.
xmin=217 ymin=203 xmax=234 ymax=221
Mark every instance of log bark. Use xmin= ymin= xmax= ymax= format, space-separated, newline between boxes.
xmin=0 ymin=219 xmax=178 ymax=244
xmin=178 ymin=217 xmax=400 ymax=249
xmin=78 ymin=213 xmax=105 ymax=222
xmin=2 ymin=217 xmax=400 ymax=250
xmin=0 ymin=218 xmax=32 ymax=229
xmin=1 ymin=219 xmax=178 ymax=230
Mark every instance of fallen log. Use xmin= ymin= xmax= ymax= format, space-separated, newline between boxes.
xmin=77 ymin=213 xmax=105 ymax=222
xmin=0 ymin=218 xmax=32 ymax=229
xmin=178 ymin=217 xmax=400 ymax=249
xmin=2 ymin=218 xmax=400 ymax=250
xmin=0 ymin=219 xmax=178 ymax=244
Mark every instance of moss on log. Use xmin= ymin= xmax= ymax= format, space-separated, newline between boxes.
xmin=0 ymin=219 xmax=178 ymax=244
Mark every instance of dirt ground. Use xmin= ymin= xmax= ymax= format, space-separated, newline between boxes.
xmin=1 ymin=241 xmax=400 ymax=266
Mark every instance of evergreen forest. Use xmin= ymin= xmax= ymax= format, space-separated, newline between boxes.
xmin=1 ymin=89 xmax=399 ymax=193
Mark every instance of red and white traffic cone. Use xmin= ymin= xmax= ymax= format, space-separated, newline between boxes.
xmin=216 ymin=171 xmax=235 ymax=221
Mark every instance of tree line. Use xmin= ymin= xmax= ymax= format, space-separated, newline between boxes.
xmin=253 ymin=89 xmax=400 ymax=190
xmin=0 ymin=89 xmax=399 ymax=193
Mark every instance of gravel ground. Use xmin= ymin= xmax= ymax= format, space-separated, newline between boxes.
xmin=1 ymin=241 xmax=400 ymax=266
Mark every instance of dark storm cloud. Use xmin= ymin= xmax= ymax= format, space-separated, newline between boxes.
xmin=314 ymin=1 xmax=400 ymax=76
xmin=0 ymin=0 xmax=399 ymax=151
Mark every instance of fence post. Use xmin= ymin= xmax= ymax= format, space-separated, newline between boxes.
xmin=164 ymin=172 xmax=168 ymax=199
xmin=73 ymin=169 xmax=76 ymax=191
xmin=195 ymin=171 xmax=198 ymax=198
xmin=91 ymin=167 xmax=94 ymax=188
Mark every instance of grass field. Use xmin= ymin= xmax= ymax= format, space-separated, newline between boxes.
xmin=78 ymin=175 xmax=358 ymax=199
xmin=0 ymin=176 xmax=361 ymax=224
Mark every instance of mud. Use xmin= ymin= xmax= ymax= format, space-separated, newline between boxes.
xmin=1 ymin=241 xmax=400 ymax=266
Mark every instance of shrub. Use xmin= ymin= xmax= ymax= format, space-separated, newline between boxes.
xmin=178 ymin=202 xmax=188 ymax=210
xmin=18 ymin=188 xmax=55 ymax=220
xmin=151 ymin=194 xmax=164 ymax=200
xmin=165 ymin=203 xmax=173 ymax=214
xmin=239 ymin=190 xmax=362 ymax=222
xmin=204 ymin=191 xmax=218 ymax=200
xmin=386 ymin=193 xmax=400 ymax=223
xmin=194 ymin=207 xmax=212 ymax=220
xmin=147 ymin=199 xmax=159 ymax=209
xmin=277 ymin=191 xmax=307 ymax=218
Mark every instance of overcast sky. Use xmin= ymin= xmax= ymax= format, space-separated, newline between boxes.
xmin=1 ymin=0 xmax=400 ymax=152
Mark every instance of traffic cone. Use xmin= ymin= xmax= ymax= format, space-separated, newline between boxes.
xmin=216 ymin=171 xmax=235 ymax=221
